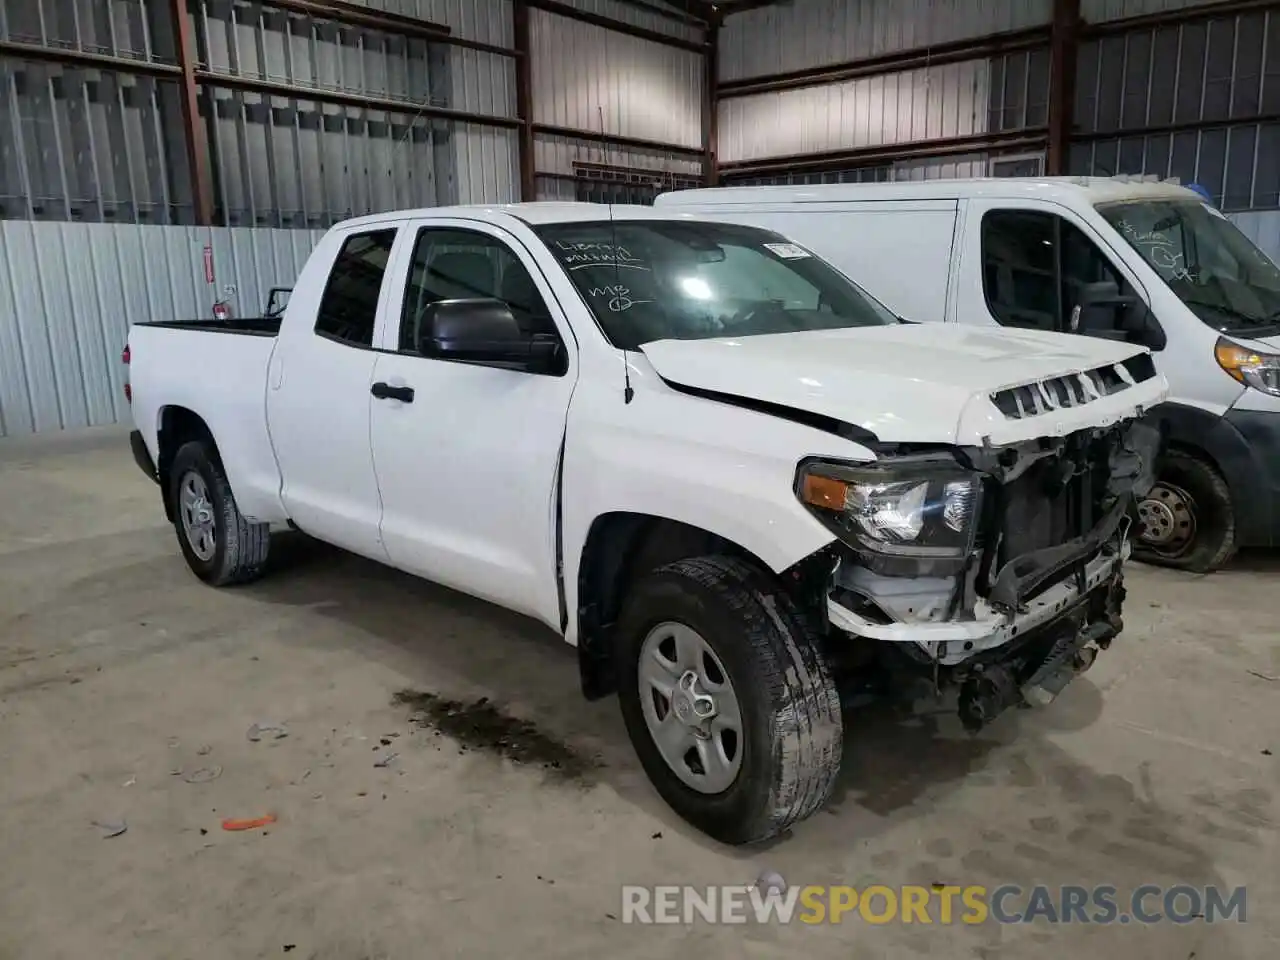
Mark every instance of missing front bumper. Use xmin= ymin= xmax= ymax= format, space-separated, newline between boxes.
xmin=827 ymin=540 xmax=1128 ymax=665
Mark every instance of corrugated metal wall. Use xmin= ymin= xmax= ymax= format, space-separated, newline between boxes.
xmin=716 ymin=0 xmax=1051 ymax=175
xmin=1227 ymin=210 xmax=1280 ymax=264
xmin=0 ymin=0 xmax=520 ymax=226
xmin=719 ymin=0 xmax=1053 ymax=81
xmin=721 ymin=59 xmax=1007 ymax=165
xmin=1069 ymin=5 xmax=1280 ymax=212
xmin=530 ymin=8 xmax=701 ymax=146
xmin=1080 ymin=0 xmax=1222 ymax=23
xmin=0 ymin=221 xmax=320 ymax=436
xmin=529 ymin=2 xmax=704 ymax=202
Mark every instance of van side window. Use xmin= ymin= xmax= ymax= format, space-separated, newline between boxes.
xmin=399 ymin=227 xmax=557 ymax=354
xmin=981 ymin=211 xmax=1060 ymax=331
xmin=314 ymin=229 xmax=398 ymax=347
xmin=982 ymin=210 xmax=1134 ymax=336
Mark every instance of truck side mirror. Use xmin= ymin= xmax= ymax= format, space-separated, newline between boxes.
xmin=419 ymin=299 xmax=564 ymax=374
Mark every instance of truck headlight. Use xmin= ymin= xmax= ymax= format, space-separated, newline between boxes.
xmin=1215 ymin=337 xmax=1280 ymax=396
xmin=796 ymin=458 xmax=983 ymax=558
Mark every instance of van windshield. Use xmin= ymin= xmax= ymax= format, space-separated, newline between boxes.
xmin=1098 ymin=199 xmax=1280 ymax=337
xmin=535 ymin=219 xmax=899 ymax=350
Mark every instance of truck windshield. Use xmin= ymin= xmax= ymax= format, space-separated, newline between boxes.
xmin=1098 ymin=199 xmax=1280 ymax=337
xmin=536 ymin=219 xmax=898 ymax=350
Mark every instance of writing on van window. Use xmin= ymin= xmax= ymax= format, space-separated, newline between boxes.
xmin=1115 ymin=219 xmax=1198 ymax=282
xmin=588 ymin=284 xmax=652 ymax=312
xmin=555 ymin=239 xmax=649 ymax=271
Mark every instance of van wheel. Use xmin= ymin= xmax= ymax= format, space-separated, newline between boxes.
xmin=170 ymin=441 xmax=271 ymax=586
xmin=615 ymin=555 xmax=843 ymax=845
xmin=1134 ymin=450 xmax=1236 ymax=574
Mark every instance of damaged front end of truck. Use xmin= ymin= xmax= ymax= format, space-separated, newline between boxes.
xmin=796 ymin=361 xmax=1165 ymax=731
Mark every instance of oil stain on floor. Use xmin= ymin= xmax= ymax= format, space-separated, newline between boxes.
xmin=393 ymin=689 xmax=597 ymax=782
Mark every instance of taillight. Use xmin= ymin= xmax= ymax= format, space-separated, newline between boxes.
xmin=122 ymin=343 xmax=131 ymax=404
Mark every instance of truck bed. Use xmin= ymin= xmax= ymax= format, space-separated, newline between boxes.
xmin=135 ymin=317 xmax=282 ymax=336
xmin=127 ymin=319 xmax=287 ymax=523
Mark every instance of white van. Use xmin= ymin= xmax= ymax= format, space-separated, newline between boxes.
xmin=655 ymin=177 xmax=1280 ymax=573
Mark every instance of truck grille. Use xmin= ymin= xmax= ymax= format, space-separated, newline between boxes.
xmin=990 ymin=354 xmax=1157 ymax=421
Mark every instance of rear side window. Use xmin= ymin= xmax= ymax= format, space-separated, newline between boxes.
xmin=314 ymin=229 xmax=398 ymax=347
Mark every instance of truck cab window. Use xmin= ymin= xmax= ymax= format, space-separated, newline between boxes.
xmin=314 ymin=229 xmax=397 ymax=347
xmin=982 ymin=210 xmax=1135 ymax=337
xmin=400 ymin=228 xmax=557 ymax=353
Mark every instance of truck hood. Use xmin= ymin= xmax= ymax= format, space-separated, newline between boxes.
xmin=640 ymin=324 xmax=1170 ymax=446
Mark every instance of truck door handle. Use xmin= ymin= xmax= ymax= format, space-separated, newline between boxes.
xmin=371 ymin=381 xmax=414 ymax=403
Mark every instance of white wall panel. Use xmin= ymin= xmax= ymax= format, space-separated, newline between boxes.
xmin=720 ymin=0 xmax=1053 ymax=82
xmin=452 ymin=123 xmax=519 ymax=203
xmin=718 ymin=60 xmax=991 ymax=164
xmin=1228 ymin=209 xmax=1280 ymax=265
xmin=530 ymin=8 xmax=703 ymax=148
xmin=0 ymin=221 xmax=321 ymax=437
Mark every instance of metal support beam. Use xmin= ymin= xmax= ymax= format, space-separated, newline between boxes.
xmin=717 ymin=26 xmax=1050 ymax=99
xmin=259 ymin=0 xmax=516 ymax=56
xmin=513 ymin=0 xmax=537 ymax=200
xmin=171 ymin=0 xmax=215 ymax=225
xmin=526 ymin=0 xmax=707 ymax=54
xmin=717 ymin=130 xmax=1050 ymax=178
xmin=1047 ymin=0 xmax=1081 ymax=175
xmin=0 ymin=40 xmax=182 ymax=77
xmin=531 ymin=122 xmax=706 ymax=157
xmin=199 ymin=72 xmax=523 ymax=129
xmin=703 ymin=12 xmax=719 ymax=185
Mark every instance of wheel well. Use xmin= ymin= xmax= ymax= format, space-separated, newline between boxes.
xmin=575 ymin=513 xmax=771 ymax=701
xmin=156 ymin=406 xmax=219 ymax=521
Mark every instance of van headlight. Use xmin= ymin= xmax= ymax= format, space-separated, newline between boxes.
xmin=1215 ymin=337 xmax=1280 ymax=396
xmin=796 ymin=458 xmax=982 ymax=558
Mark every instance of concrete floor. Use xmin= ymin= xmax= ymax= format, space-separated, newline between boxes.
xmin=0 ymin=426 xmax=1276 ymax=960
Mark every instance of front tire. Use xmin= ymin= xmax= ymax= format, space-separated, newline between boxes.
xmin=1134 ymin=449 xmax=1236 ymax=574
xmin=615 ymin=555 xmax=843 ymax=845
xmin=169 ymin=440 xmax=270 ymax=586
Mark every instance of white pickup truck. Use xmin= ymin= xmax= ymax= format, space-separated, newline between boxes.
xmin=125 ymin=203 xmax=1167 ymax=844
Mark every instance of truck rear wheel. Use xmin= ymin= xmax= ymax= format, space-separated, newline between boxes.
xmin=1134 ymin=449 xmax=1236 ymax=574
xmin=615 ymin=555 xmax=843 ymax=845
xmin=169 ymin=441 xmax=270 ymax=586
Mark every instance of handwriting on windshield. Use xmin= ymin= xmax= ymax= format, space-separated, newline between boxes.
xmin=556 ymin=239 xmax=649 ymax=272
xmin=1117 ymin=220 xmax=1198 ymax=281
xmin=588 ymin=284 xmax=652 ymax=312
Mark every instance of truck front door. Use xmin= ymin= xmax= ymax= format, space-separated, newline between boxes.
xmin=368 ymin=219 xmax=577 ymax=628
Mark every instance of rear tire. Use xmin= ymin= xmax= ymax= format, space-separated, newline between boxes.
xmin=615 ymin=555 xmax=843 ymax=845
xmin=169 ymin=440 xmax=270 ymax=586
xmin=1134 ymin=449 xmax=1236 ymax=574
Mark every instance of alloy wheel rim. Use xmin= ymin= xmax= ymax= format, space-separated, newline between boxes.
xmin=179 ymin=470 xmax=217 ymax=562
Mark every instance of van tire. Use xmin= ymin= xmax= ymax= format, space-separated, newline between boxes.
xmin=170 ymin=441 xmax=271 ymax=586
xmin=1134 ymin=449 xmax=1236 ymax=574
xmin=615 ymin=555 xmax=843 ymax=845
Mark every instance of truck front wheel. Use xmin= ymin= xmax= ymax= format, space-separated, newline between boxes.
xmin=169 ymin=441 xmax=271 ymax=586
xmin=615 ymin=555 xmax=843 ymax=844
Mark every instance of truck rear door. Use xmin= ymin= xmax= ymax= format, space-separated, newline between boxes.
xmin=367 ymin=218 xmax=578 ymax=629
xmin=266 ymin=226 xmax=402 ymax=560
